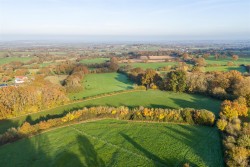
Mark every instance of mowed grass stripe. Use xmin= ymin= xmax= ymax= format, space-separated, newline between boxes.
xmin=0 ymin=119 xmax=224 ymax=167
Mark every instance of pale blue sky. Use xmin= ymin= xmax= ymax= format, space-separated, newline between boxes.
xmin=0 ymin=0 xmax=250 ymax=40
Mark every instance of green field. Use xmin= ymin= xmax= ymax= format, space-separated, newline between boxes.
xmin=205 ymin=56 xmax=250 ymax=66
xmin=69 ymin=73 xmax=133 ymax=100
xmin=0 ymin=119 xmax=224 ymax=167
xmin=0 ymin=57 xmax=33 ymax=65
xmin=121 ymin=62 xmax=178 ymax=70
xmin=80 ymin=58 xmax=109 ymax=64
xmin=0 ymin=90 xmax=221 ymax=134
xmin=205 ymin=65 xmax=247 ymax=73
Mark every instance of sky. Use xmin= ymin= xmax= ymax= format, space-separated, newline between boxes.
xmin=0 ymin=0 xmax=250 ymax=41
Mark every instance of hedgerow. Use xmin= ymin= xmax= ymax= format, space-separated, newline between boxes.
xmin=0 ymin=106 xmax=215 ymax=146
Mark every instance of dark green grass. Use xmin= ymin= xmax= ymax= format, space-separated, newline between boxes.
xmin=0 ymin=119 xmax=224 ymax=167
xmin=68 ymin=73 xmax=134 ymax=100
xmin=0 ymin=90 xmax=221 ymax=134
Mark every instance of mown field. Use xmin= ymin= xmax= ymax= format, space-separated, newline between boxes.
xmin=0 ymin=119 xmax=224 ymax=167
xmin=0 ymin=90 xmax=221 ymax=134
xmin=0 ymin=57 xmax=33 ymax=65
xmin=68 ymin=73 xmax=133 ymax=100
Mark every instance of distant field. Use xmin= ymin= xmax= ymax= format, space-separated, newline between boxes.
xmin=205 ymin=56 xmax=250 ymax=66
xmin=121 ymin=62 xmax=178 ymax=70
xmin=0 ymin=90 xmax=221 ymax=134
xmin=0 ymin=57 xmax=33 ymax=65
xmin=205 ymin=65 xmax=247 ymax=73
xmin=80 ymin=58 xmax=109 ymax=64
xmin=68 ymin=73 xmax=133 ymax=100
xmin=0 ymin=119 xmax=224 ymax=167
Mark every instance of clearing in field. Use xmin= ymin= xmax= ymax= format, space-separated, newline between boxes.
xmin=68 ymin=73 xmax=133 ymax=100
xmin=0 ymin=119 xmax=224 ymax=167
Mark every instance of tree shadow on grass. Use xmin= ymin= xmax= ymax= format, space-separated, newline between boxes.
xmin=168 ymin=97 xmax=220 ymax=116
xmin=162 ymin=125 xmax=223 ymax=167
xmin=120 ymin=132 xmax=167 ymax=167
xmin=0 ymin=119 xmax=19 ymax=134
xmin=25 ymin=106 xmax=85 ymax=125
xmin=77 ymin=135 xmax=105 ymax=167
xmin=115 ymin=73 xmax=133 ymax=86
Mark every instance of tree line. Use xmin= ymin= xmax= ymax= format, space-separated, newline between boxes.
xmin=119 ymin=67 xmax=250 ymax=106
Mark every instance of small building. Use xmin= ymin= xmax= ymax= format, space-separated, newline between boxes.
xmin=15 ymin=76 xmax=28 ymax=84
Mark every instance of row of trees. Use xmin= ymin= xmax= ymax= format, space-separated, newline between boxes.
xmin=217 ymin=98 xmax=249 ymax=167
xmin=0 ymin=106 xmax=215 ymax=146
xmin=0 ymin=76 xmax=69 ymax=119
xmin=63 ymin=64 xmax=89 ymax=93
xmin=120 ymin=67 xmax=250 ymax=105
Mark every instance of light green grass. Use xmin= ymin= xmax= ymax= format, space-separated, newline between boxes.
xmin=122 ymin=62 xmax=178 ymax=70
xmin=205 ymin=66 xmax=247 ymax=73
xmin=80 ymin=58 xmax=109 ymax=64
xmin=0 ymin=90 xmax=221 ymax=134
xmin=0 ymin=57 xmax=33 ymax=65
xmin=0 ymin=119 xmax=224 ymax=167
xmin=205 ymin=56 xmax=250 ymax=66
xmin=68 ymin=73 xmax=133 ymax=100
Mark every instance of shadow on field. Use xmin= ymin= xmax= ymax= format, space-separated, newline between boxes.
xmin=115 ymin=73 xmax=133 ymax=86
xmin=120 ymin=133 xmax=167 ymax=167
xmin=77 ymin=135 xmax=105 ymax=166
xmin=0 ymin=119 xmax=19 ymax=134
xmin=0 ymin=132 xmax=105 ymax=166
xmin=162 ymin=125 xmax=207 ymax=166
xmin=25 ymin=106 xmax=84 ymax=125
xmin=169 ymin=97 xmax=220 ymax=116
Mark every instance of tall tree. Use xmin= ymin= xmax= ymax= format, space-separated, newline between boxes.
xmin=165 ymin=70 xmax=187 ymax=92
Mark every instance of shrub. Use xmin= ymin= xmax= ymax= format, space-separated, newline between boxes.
xmin=18 ymin=122 xmax=37 ymax=137
xmin=237 ymin=135 xmax=250 ymax=147
xmin=217 ymin=119 xmax=228 ymax=131
xmin=193 ymin=109 xmax=215 ymax=126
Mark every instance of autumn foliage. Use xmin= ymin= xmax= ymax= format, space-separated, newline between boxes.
xmin=217 ymin=97 xmax=250 ymax=166
xmin=0 ymin=106 xmax=215 ymax=146
xmin=0 ymin=76 xmax=69 ymax=119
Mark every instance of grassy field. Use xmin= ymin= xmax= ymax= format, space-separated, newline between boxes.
xmin=68 ymin=73 xmax=133 ymax=100
xmin=205 ymin=65 xmax=247 ymax=73
xmin=205 ymin=56 xmax=250 ymax=66
xmin=0 ymin=119 xmax=224 ymax=167
xmin=121 ymin=62 xmax=178 ymax=70
xmin=0 ymin=57 xmax=33 ymax=65
xmin=80 ymin=58 xmax=109 ymax=64
xmin=0 ymin=90 xmax=221 ymax=134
